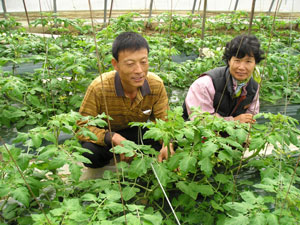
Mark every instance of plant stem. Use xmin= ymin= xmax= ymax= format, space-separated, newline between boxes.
xmin=0 ymin=136 xmax=52 ymax=225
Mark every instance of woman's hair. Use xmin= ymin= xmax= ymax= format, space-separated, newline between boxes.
xmin=223 ymin=35 xmax=264 ymax=65
xmin=112 ymin=32 xmax=149 ymax=61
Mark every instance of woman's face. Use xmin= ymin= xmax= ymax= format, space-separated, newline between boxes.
xmin=228 ymin=55 xmax=256 ymax=81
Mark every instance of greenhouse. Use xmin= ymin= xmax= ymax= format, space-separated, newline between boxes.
xmin=1 ymin=0 xmax=300 ymax=224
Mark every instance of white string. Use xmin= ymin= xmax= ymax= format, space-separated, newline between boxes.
xmin=150 ymin=163 xmax=181 ymax=225
xmin=138 ymin=127 xmax=180 ymax=224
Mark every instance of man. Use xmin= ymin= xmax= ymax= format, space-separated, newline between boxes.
xmin=78 ymin=31 xmax=173 ymax=168
xmin=183 ymin=35 xmax=264 ymax=122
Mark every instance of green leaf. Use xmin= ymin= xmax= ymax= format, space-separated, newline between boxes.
xmin=218 ymin=150 xmax=233 ymax=164
xmin=266 ymin=213 xmax=278 ymax=225
xmin=223 ymin=202 xmax=253 ymax=214
xmin=72 ymin=152 xmax=91 ymax=164
xmin=48 ymin=157 xmax=65 ymax=170
xmin=210 ymin=200 xmax=224 ymax=212
xmin=167 ymin=153 xmax=181 ymax=171
xmin=2 ymin=202 xmax=18 ymax=220
xmin=289 ymin=132 xmax=299 ymax=146
xmin=250 ymin=213 xmax=266 ymax=225
xmin=31 ymin=134 xmax=42 ymax=148
xmin=152 ymin=163 xmax=170 ymax=187
xmin=215 ymin=174 xmax=231 ymax=184
xmin=81 ymin=193 xmax=97 ymax=202
xmin=12 ymin=187 xmax=30 ymax=207
xmin=128 ymin=157 xmax=151 ymax=179
xmin=13 ymin=132 xmax=29 ymax=144
xmin=50 ymin=208 xmax=65 ymax=217
xmin=104 ymin=202 xmax=124 ymax=214
xmin=202 ymin=141 xmax=218 ymax=157
xmin=87 ymin=118 xmax=107 ymax=127
xmin=17 ymin=153 xmax=31 ymax=171
xmin=122 ymin=186 xmax=139 ymax=201
xmin=7 ymin=109 xmax=26 ymax=119
xmin=253 ymin=184 xmax=276 ymax=193
xmin=69 ymin=163 xmax=82 ymax=182
xmin=112 ymin=145 xmax=135 ymax=157
xmin=0 ymin=184 xmax=10 ymax=197
xmin=27 ymin=94 xmax=41 ymax=107
xmin=267 ymin=135 xmax=278 ymax=148
xmin=198 ymin=185 xmax=214 ymax=196
xmin=142 ymin=212 xmax=163 ymax=225
xmin=179 ymin=155 xmax=197 ymax=175
xmin=69 ymin=211 xmax=89 ymax=222
xmin=240 ymin=191 xmax=257 ymax=204
xmin=144 ymin=128 xmax=163 ymax=141
xmin=176 ymin=181 xmax=198 ymax=200
xmin=103 ymin=189 xmax=121 ymax=202
xmin=37 ymin=145 xmax=57 ymax=161
xmin=126 ymin=204 xmax=145 ymax=212
xmin=2 ymin=146 xmax=21 ymax=161
xmin=43 ymin=132 xmax=57 ymax=144
xmin=225 ymin=126 xmax=235 ymax=136
xmin=198 ymin=157 xmax=213 ymax=177
xmin=81 ymin=129 xmax=98 ymax=141
xmin=224 ymin=214 xmax=249 ymax=225
xmin=235 ymin=128 xmax=248 ymax=144
xmin=249 ymin=137 xmax=265 ymax=151
xmin=282 ymin=133 xmax=290 ymax=146
xmin=63 ymin=198 xmax=81 ymax=211
xmin=70 ymin=95 xmax=83 ymax=108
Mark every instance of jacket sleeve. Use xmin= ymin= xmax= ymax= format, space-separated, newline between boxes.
xmin=185 ymin=76 xmax=215 ymax=120
xmin=77 ymin=84 xmax=112 ymax=146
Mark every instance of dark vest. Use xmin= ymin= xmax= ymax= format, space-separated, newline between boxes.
xmin=182 ymin=66 xmax=258 ymax=120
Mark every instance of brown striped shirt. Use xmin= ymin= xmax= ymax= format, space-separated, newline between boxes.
xmin=78 ymin=71 xmax=169 ymax=146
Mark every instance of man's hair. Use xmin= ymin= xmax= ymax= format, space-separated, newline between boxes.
xmin=112 ymin=32 xmax=149 ymax=61
xmin=223 ymin=35 xmax=264 ymax=65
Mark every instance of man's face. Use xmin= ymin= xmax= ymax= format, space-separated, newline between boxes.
xmin=229 ymin=55 xmax=256 ymax=81
xmin=112 ymin=48 xmax=149 ymax=91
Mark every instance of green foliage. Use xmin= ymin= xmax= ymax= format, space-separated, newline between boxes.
xmin=1 ymin=13 xmax=300 ymax=130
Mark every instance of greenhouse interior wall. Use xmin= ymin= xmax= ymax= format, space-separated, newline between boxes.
xmin=1 ymin=0 xmax=300 ymax=225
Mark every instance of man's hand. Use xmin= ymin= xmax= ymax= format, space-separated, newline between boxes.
xmin=158 ymin=143 xmax=175 ymax=162
xmin=111 ymin=133 xmax=127 ymax=146
xmin=111 ymin=133 xmax=134 ymax=163
xmin=234 ymin=113 xmax=256 ymax=124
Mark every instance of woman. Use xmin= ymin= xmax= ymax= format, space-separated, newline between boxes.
xmin=183 ymin=35 xmax=264 ymax=123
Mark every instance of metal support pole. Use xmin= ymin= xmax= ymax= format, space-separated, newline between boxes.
xmin=146 ymin=0 xmax=154 ymax=27
xmin=108 ymin=0 xmax=114 ymax=25
xmin=148 ymin=0 xmax=154 ymax=19
xmin=268 ymin=0 xmax=275 ymax=13
xmin=53 ymin=0 xmax=57 ymax=14
xmin=192 ymin=0 xmax=197 ymax=14
xmin=1 ymin=0 xmax=7 ymax=18
xmin=234 ymin=0 xmax=239 ymax=11
xmin=197 ymin=0 xmax=202 ymax=14
xmin=104 ymin=0 xmax=107 ymax=24
xmin=248 ymin=0 xmax=256 ymax=34
xmin=22 ymin=0 xmax=31 ymax=29
xmin=201 ymin=0 xmax=207 ymax=40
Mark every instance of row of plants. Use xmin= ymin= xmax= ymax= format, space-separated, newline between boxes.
xmin=1 ymin=12 xmax=300 ymax=129
xmin=0 ymin=12 xmax=300 ymax=224
xmin=1 ymin=108 xmax=300 ymax=224
xmin=1 ymin=12 xmax=300 ymax=128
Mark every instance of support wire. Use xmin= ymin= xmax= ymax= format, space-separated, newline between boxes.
xmin=150 ymin=163 xmax=181 ymax=225
xmin=138 ymin=127 xmax=180 ymax=224
xmin=87 ymin=0 xmax=127 ymax=223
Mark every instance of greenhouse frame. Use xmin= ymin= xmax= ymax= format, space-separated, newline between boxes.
xmin=1 ymin=0 xmax=300 ymax=224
